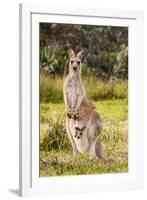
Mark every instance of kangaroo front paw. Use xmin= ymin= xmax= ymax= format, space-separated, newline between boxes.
xmin=73 ymin=110 xmax=80 ymax=120
xmin=67 ymin=110 xmax=73 ymax=118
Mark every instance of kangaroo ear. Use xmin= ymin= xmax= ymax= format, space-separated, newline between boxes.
xmin=68 ymin=49 xmax=75 ymax=58
xmin=76 ymin=49 xmax=84 ymax=59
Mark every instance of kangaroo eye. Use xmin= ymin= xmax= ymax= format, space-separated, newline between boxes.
xmin=71 ymin=60 xmax=74 ymax=64
xmin=77 ymin=61 xmax=80 ymax=65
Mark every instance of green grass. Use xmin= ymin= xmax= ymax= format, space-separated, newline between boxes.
xmin=40 ymin=99 xmax=128 ymax=176
xmin=96 ymin=99 xmax=128 ymax=120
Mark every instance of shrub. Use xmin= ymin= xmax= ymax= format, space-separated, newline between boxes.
xmin=40 ymin=111 xmax=71 ymax=152
xmin=113 ymin=45 xmax=128 ymax=79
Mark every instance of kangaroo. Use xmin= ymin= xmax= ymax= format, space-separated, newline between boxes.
xmin=74 ymin=126 xmax=89 ymax=153
xmin=63 ymin=49 xmax=106 ymax=160
xmin=63 ymin=49 xmax=85 ymax=120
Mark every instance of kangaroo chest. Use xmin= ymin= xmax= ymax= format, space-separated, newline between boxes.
xmin=68 ymin=78 xmax=78 ymax=92
xmin=67 ymin=78 xmax=82 ymax=108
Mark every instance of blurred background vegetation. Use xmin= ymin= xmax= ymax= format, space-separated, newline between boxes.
xmin=40 ymin=23 xmax=128 ymax=79
xmin=40 ymin=23 xmax=128 ymax=102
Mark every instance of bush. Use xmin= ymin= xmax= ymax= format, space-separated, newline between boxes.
xmin=40 ymin=111 xmax=71 ymax=152
xmin=113 ymin=45 xmax=128 ymax=79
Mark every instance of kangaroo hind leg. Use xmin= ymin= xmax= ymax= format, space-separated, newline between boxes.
xmin=66 ymin=118 xmax=79 ymax=157
xmin=89 ymin=140 xmax=96 ymax=160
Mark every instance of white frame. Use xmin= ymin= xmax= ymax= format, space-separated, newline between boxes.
xmin=19 ymin=3 xmax=144 ymax=197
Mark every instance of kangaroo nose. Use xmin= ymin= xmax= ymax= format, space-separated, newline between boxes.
xmin=73 ymin=67 xmax=77 ymax=71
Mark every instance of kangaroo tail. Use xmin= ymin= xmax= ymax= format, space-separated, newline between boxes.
xmin=95 ymin=138 xmax=105 ymax=159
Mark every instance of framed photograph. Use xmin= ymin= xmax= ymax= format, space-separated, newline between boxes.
xmin=19 ymin=3 xmax=144 ymax=197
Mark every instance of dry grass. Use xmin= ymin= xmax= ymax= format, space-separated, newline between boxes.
xmin=40 ymin=75 xmax=128 ymax=102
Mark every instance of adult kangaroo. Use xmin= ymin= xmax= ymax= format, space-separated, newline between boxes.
xmin=63 ymin=49 xmax=105 ymax=160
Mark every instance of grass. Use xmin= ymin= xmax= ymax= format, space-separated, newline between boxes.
xmin=40 ymin=150 xmax=128 ymax=176
xmin=40 ymin=75 xmax=128 ymax=103
xmin=40 ymin=99 xmax=128 ymax=176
